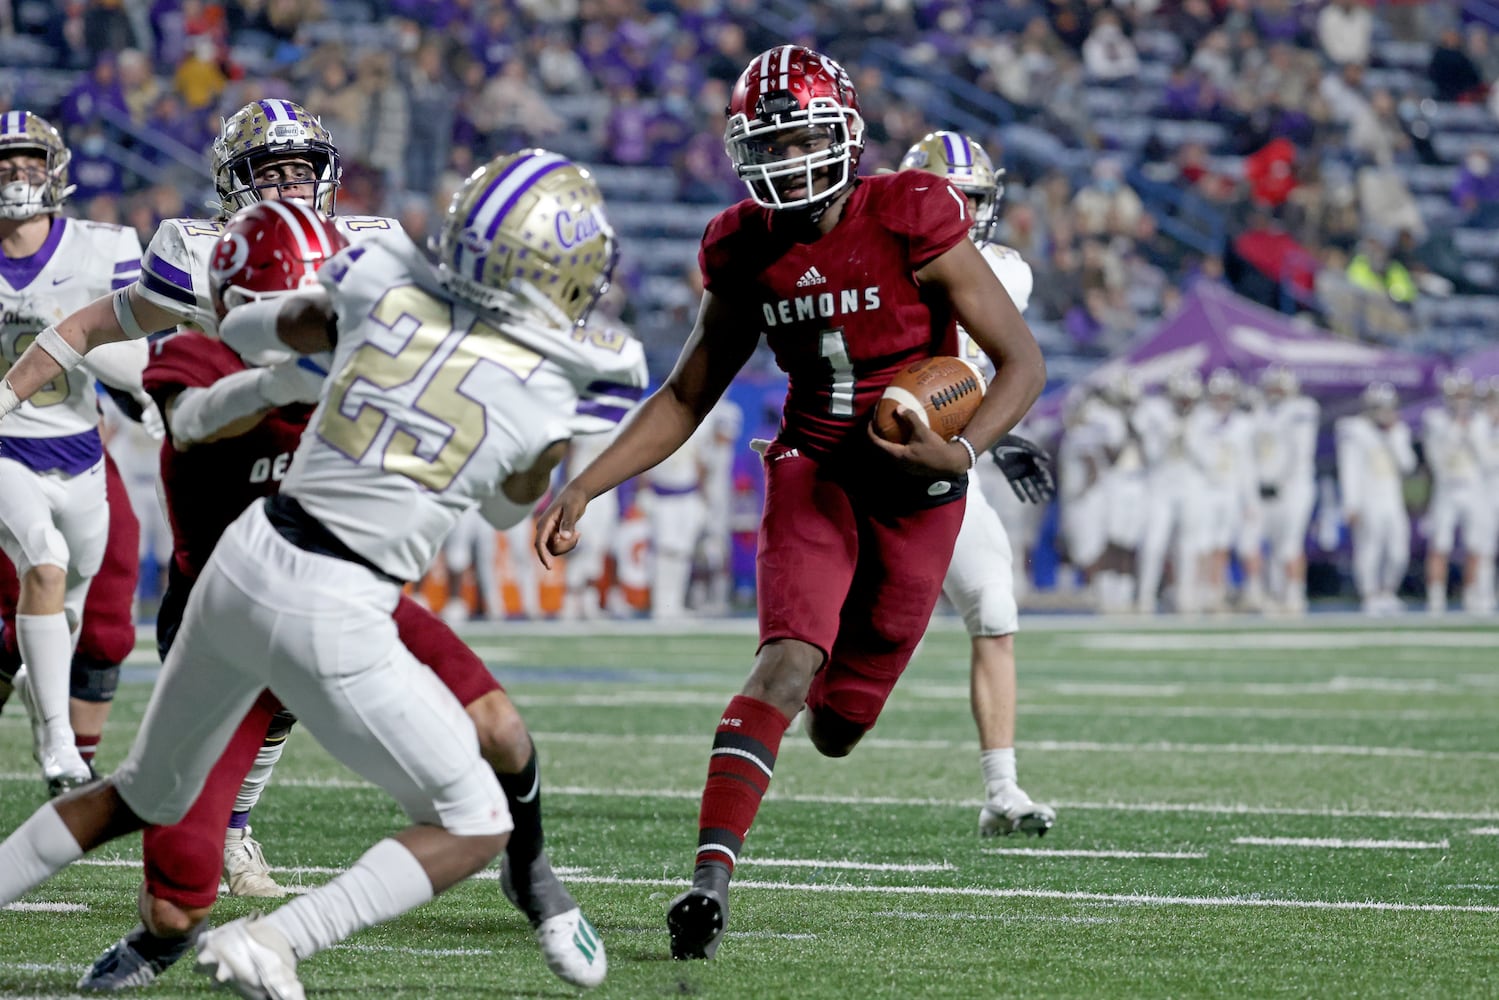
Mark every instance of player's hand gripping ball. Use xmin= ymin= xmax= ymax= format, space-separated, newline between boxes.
xmin=872 ymin=356 xmax=986 ymax=444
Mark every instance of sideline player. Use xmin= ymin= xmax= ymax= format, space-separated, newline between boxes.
xmin=1337 ymin=382 xmax=1416 ymax=614
xmin=1133 ymin=370 xmax=1204 ymax=613
xmin=0 ymin=110 xmax=155 ymax=793
xmin=536 ymin=47 xmax=1045 ymax=960
xmin=899 ymin=130 xmax=1055 ymax=837
xmin=1421 ymin=370 xmax=1491 ymax=613
xmin=0 ymin=149 xmax=642 ymax=996
xmin=78 ymin=199 xmax=606 ymax=991
xmin=1252 ymin=367 xmax=1319 ymax=614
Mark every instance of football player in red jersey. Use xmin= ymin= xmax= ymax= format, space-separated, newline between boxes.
xmin=75 ymin=201 xmax=604 ymax=992
xmin=537 ymin=45 xmax=1046 ymax=960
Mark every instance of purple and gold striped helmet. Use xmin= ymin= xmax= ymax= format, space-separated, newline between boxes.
xmin=899 ymin=130 xmax=1004 ymax=246
xmin=436 ymin=149 xmax=618 ymax=331
xmin=210 ymin=99 xmax=340 ymax=216
xmin=0 ymin=111 xmax=73 ymax=219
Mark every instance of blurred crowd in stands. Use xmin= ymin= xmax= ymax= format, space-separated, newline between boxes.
xmin=0 ymin=1 xmax=1495 ymax=368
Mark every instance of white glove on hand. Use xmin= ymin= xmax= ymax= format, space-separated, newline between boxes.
xmin=137 ymin=394 xmax=166 ymax=441
xmin=258 ymin=359 xmax=326 ymax=407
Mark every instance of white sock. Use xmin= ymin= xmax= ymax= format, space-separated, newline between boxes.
xmin=17 ymin=612 xmax=74 ymax=744
xmin=0 ymin=802 xmax=84 ymax=903
xmin=263 ymin=838 xmax=433 ymax=960
xmin=234 ymin=737 xmax=288 ymax=814
xmin=980 ymin=748 xmax=1018 ymax=797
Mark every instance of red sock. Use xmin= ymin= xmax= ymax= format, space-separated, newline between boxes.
xmin=695 ymin=695 xmax=789 ymax=874
xmin=74 ymin=733 xmax=100 ymax=769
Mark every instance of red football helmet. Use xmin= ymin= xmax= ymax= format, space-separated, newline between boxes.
xmin=208 ymin=200 xmax=348 ymax=319
xmin=725 ymin=45 xmax=864 ymax=213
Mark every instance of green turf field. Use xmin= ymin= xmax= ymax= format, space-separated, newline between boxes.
xmin=2 ymin=618 xmax=1498 ymax=999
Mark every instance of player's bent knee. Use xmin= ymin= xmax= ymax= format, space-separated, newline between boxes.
xmin=69 ymin=658 xmax=120 ymax=703
xmin=21 ymin=558 xmax=67 ymax=595
xmin=466 ymin=691 xmax=530 ymax=772
xmin=806 ymin=706 xmax=868 ymax=758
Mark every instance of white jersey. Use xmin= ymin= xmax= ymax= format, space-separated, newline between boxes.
xmin=284 ymin=232 xmax=649 ymax=582
xmin=135 ymin=214 xmax=401 ymax=336
xmin=0 ymin=217 xmax=141 ymax=441
xmin=1421 ymin=407 xmax=1488 ymax=489
xmin=1254 ymin=395 xmax=1319 ymax=492
xmin=1132 ymin=395 xmax=1190 ymax=478
xmin=957 ymin=242 xmax=1034 ymax=377
xmin=1336 ymin=415 xmax=1415 ymax=515
xmin=1186 ymin=406 xmax=1255 ymax=492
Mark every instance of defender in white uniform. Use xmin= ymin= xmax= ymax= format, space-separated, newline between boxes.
xmin=901 ymin=131 xmax=1054 ymax=837
xmin=1134 ymin=369 xmax=1206 ymax=613
xmin=1337 ymin=382 xmax=1416 ymax=614
xmin=0 ymin=111 xmax=151 ymax=793
xmin=694 ymin=397 xmax=743 ymax=614
xmin=0 ymin=150 xmax=644 ymax=998
xmin=642 ymin=418 xmax=707 ymax=620
xmin=562 ymin=422 xmax=622 ymax=618
xmin=1185 ymin=369 xmax=1256 ymax=612
xmin=1421 ymin=370 xmax=1492 ymax=614
xmin=1252 ymin=367 xmax=1319 ymax=614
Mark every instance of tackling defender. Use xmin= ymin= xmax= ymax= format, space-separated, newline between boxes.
xmin=0 ymin=148 xmax=642 ymax=998
xmin=0 ymin=110 xmax=156 ymax=794
xmin=898 ymin=130 xmax=1056 ymax=837
xmin=537 ymin=46 xmax=1045 ymax=960
xmin=77 ymin=199 xmax=607 ymax=992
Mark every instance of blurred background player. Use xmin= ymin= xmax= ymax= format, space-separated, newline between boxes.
xmin=691 ymin=397 xmax=743 ymax=615
xmin=1421 ymin=370 xmax=1492 ymax=614
xmin=1187 ymin=369 xmax=1256 ymax=612
xmin=561 ymin=424 xmax=622 ymax=620
xmin=900 ymin=129 xmax=1054 ymax=837
xmin=0 ymin=110 xmax=155 ymax=794
xmin=640 ymin=421 xmax=707 ymax=620
xmin=537 ymin=45 xmax=1045 ymax=960
xmin=1134 ymin=369 xmax=1205 ymax=614
xmin=441 ymin=508 xmax=504 ymax=623
xmin=1252 ymin=367 xmax=1319 ymax=615
xmin=1337 ymin=382 xmax=1416 ymax=615
xmin=1088 ymin=372 xmax=1144 ymax=613
xmin=1057 ymin=385 xmax=1109 ymax=593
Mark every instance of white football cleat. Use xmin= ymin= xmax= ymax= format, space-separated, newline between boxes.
xmin=15 ymin=668 xmax=93 ymax=796
xmin=979 ymin=783 xmax=1057 ymax=837
xmin=224 ymin=827 xmax=286 ymax=898
xmin=534 ymin=906 xmax=607 ymax=988
xmin=195 ymin=918 xmax=304 ymax=1000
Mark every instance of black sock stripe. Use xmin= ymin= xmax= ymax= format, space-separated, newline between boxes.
xmin=711 ymin=730 xmax=777 ymax=770
xmin=696 ymin=827 xmax=744 ymax=855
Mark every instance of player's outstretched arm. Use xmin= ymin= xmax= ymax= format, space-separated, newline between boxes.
xmin=0 ymin=287 xmax=178 ymax=420
xmin=918 ymin=238 xmax=1046 ymax=454
xmin=536 ymin=289 xmax=758 ymax=567
xmin=217 ymin=289 xmax=336 ymax=361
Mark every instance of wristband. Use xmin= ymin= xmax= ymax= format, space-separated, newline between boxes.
xmin=35 ymin=325 xmax=84 ymax=371
xmin=113 ymin=288 xmax=151 ymax=340
xmin=950 ymin=434 xmax=977 ymax=472
xmin=0 ymin=378 xmax=18 ymax=420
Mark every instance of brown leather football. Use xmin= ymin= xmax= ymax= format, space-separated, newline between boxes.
xmin=872 ymin=356 xmax=987 ymax=444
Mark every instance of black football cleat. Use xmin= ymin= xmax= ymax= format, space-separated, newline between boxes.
xmin=79 ymin=924 xmax=196 ymax=991
xmin=668 ymin=886 xmax=729 ymax=960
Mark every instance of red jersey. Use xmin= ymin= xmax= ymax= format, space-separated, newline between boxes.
xmin=699 ymin=171 xmax=971 ymax=461
xmin=143 ymin=332 xmax=312 ymax=580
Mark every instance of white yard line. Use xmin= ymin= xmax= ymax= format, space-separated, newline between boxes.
xmin=1232 ymin=836 xmax=1450 ymax=850
xmin=560 ymin=874 xmax=1499 ymax=914
xmin=1468 ymin=827 xmax=1499 ymax=836
xmin=1072 ymin=631 xmax=1499 ymax=651
xmin=741 ymin=858 xmax=955 ymax=872
xmin=872 ymin=909 xmax=1118 ymax=924
xmin=1 ymin=902 xmax=88 ymax=912
xmin=983 ymin=848 xmax=1206 ymax=860
xmin=21 ymin=779 xmax=1494 ymax=823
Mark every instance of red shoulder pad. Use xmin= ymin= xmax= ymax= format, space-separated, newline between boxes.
xmin=143 ymin=332 xmax=246 ymax=402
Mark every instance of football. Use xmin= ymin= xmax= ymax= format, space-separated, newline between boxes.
xmin=872 ymin=356 xmax=987 ymax=444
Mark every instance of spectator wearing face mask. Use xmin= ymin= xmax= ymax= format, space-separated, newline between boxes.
xmin=1072 ymin=158 xmax=1143 ymax=238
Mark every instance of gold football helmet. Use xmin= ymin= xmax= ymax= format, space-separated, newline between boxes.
xmin=0 ymin=111 xmax=73 ymax=219
xmin=899 ymin=130 xmax=1004 ymax=245
xmin=210 ymin=99 xmax=340 ymax=216
xmin=435 ymin=149 xmax=618 ymax=331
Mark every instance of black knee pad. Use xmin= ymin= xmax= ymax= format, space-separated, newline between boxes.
xmin=70 ymin=657 xmax=121 ymax=703
xmin=266 ymin=708 xmax=298 ymax=743
xmin=806 ymin=706 xmax=868 ymax=758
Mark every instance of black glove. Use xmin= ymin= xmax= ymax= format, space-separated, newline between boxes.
xmin=989 ymin=433 xmax=1057 ymax=504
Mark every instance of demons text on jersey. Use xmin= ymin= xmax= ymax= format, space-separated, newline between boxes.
xmin=761 ymin=285 xmax=881 ymax=328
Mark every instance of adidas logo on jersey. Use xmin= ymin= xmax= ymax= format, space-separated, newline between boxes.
xmin=796 ymin=266 xmax=827 ymax=288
